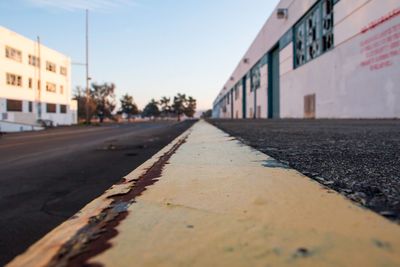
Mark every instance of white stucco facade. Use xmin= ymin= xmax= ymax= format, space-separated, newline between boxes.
xmin=213 ymin=0 xmax=400 ymax=119
xmin=0 ymin=26 xmax=77 ymax=131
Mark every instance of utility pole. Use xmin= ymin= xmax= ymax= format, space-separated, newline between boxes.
xmin=37 ymin=36 xmax=42 ymax=120
xmin=85 ymin=9 xmax=90 ymax=124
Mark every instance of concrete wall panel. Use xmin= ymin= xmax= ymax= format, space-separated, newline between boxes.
xmin=335 ymin=0 xmax=400 ymax=46
xmin=258 ymin=64 xmax=268 ymax=118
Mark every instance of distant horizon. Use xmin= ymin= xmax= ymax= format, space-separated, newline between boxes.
xmin=0 ymin=0 xmax=280 ymax=110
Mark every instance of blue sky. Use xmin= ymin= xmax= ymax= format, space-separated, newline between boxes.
xmin=0 ymin=0 xmax=280 ymax=110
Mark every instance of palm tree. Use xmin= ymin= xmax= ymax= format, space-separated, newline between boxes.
xmin=185 ymin=96 xmax=197 ymax=118
xmin=159 ymin=96 xmax=171 ymax=117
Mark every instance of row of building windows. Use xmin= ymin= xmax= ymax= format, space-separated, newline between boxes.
xmin=6 ymin=73 xmax=22 ymax=87
xmin=5 ymin=46 xmax=68 ymax=76
xmin=6 ymin=99 xmax=67 ymax=114
xmin=218 ymin=0 xmax=336 ymax=107
xmin=5 ymin=46 xmax=22 ymax=62
xmin=6 ymin=73 xmax=65 ymax=94
xmin=294 ymin=0 xmax=334 ymax=67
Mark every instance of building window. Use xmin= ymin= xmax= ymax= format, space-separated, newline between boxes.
xmin=28 ymin=78 xmax=33 ymax=89
xmin=60 ymin=104 xmax=67 ymax=114
xmin=28 ymin=55 xmax=40 ymax=67
xmin=7 ymin=99 xmax=23 ymax=112
xmin=46 ymin=61 xmax=56 ymax=72
xmin=28 ymin=101 xmax=33 ymax=113
xmin=322 ymin=0 xmax=334 ymax=51
xmin=250 ymin=61 xmax=261 ymax=92
xmin=294 ymin=0 xmax=334 ymax=68
xmin=227 ymin=93 xmax=230 ymax=104
xmin=46 ymin=103 xmax=56 ymax=113
xmin=306 ymin=5 xmax=322 ymax=61
xmin=5 ymin=46 xmax=22 ymax=62
xmin=60 ymin=66 xmax=67 ymax=76
xmin=60 ymin=85 xmax=64 ymax=94
xmin=6 ymin=73 xmax=22 ymax=87
xmin=46 ymin=82 xmax=56 ymax=93
xmin=295 ymin=21 xmax=306 ymax=66
xmin=38 ymin=80 xmax=41 ymax=90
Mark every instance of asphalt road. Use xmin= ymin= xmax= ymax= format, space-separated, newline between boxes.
xmin=0 ymin=120 xmax=194 ymax=265
xmin=210 ymin=119 xmax=400 ymax=222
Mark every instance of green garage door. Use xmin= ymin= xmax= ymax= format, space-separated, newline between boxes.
xmin=268 ymin=45 xmax=280 ymax=119
xmin=242 ymin=76 xmax=247 ymax=119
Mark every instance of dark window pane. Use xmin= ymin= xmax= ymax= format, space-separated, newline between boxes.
xmin=7 ymin=99 xmax=23 ymax=112
xmin=46 ymin=103 xmax=56 ymax=113
xmin=60 ymin=104 xmax=67 ymax=114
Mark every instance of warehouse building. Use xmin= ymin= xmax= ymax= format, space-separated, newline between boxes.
xmin=213 ymin=0 xmax=400 ymax=119
xmin=0 ymin=26 xmax=77 ymax=132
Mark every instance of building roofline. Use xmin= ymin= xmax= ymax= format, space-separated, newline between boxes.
xmin=213 ymin=0 xmax=295 ymax=105
xmin=0 ymin=25 xmax=72 ymax=61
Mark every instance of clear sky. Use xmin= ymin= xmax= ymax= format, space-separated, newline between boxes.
xmin=0 ymin=0 xmax=280 ymax=110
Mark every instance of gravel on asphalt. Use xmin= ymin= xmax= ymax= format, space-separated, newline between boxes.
xmin=210 ymin=119 xmax=400 ymax=222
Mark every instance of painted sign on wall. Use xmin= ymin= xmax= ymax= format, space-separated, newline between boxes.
xmin=360 ymin=8 xmax=400 ymax=71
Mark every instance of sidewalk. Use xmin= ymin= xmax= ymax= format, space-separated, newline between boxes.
xmin=8 ymin=120 xmax=400 ymax=267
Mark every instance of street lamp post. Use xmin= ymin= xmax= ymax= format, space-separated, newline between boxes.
xmin=72 ymin=9 xmax=91 ymax=124
xmin=85 ymin=9 xmax=90 ymax=124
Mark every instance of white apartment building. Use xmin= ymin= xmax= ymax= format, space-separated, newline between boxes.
xmin=213 ymin=0 xmax=400 ymax=119
xmin=0 ymin=26 xmax=77 ymax=132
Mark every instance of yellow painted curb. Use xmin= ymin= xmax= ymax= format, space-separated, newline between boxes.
xmin=8 ymin=120 xmax=400 ymax=267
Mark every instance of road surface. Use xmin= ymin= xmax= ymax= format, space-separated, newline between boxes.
xmin=0 ymin=120 xmax=194 ymax=265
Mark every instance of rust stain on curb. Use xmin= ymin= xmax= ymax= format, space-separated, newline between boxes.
xmin=46 ymin=135 xmax=189 ymax=267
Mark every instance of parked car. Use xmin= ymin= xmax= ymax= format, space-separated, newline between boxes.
xmin=37 ymin=119 xmax=54 ymax=128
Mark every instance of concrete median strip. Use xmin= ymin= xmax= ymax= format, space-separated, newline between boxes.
xmin=8 ymin=120 xmax=400 ymax=267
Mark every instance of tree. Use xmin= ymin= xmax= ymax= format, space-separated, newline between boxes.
xmin=142 ymin=99 xmax=160 ymax=118
xmin=159 ymin=96 xmax=171 ymax=117
xmin=201 ymin=109 xmax=212 ymax=119
xmin=91 ymin=83 xmax=116 ymax=123
xmin=171 ymin=94 xmax=197 ymax=121
xmin=73 ymin=86 xmax=96 ymax=123
xmin=184 ymin=96 xmax=197 ymax=118
xmin=172 ymin=93 xmax=186 ymax=121
xmin=120 ymin=94 xmax=139 ymax=119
